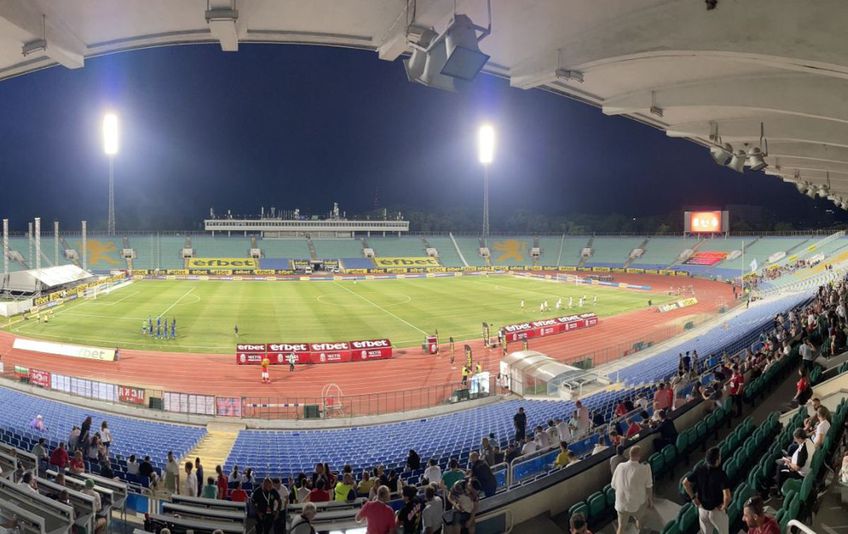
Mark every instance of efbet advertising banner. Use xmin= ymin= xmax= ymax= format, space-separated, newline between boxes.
xmin=235 ymin=338 xmax=393 ymax=365
xmin=373 ymin=257 xmax=441 ymax=268
xmin=186 ymin=258 xmax=258 ymax=270
xmin=501 ymin=313 xmax=598 ymax=342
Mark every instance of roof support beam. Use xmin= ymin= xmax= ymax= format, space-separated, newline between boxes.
xmin=667 ymin=117 xmax=848 ymax=150
xmin=0 ymin=0 xmax=84 ymax=69
xmin=205 ymin=0 xmax=240 ymax=52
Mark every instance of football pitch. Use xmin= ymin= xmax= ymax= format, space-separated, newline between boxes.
xmin=5 ymin=276 xmax=674 ymax=353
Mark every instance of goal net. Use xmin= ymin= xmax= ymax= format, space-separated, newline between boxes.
xmin=83 ymin=286 xmax=100 ymax=300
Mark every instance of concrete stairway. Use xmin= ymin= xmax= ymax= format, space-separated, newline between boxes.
xmin=180 ymin=422 xmax=245 ymax=472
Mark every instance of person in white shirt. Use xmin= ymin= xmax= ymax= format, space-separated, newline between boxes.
xmin=556 ymin=418 xmax=570 ymax=443
xmin=423 ymin=458 xmax=442 ymax=485
xmin=535 ymin=426 xmax=551 ymax=449
xmin=82 ymin=478 xmax=108 ymax=534
xmin=775 ymin=428 xmax=815 ymax=492
xmin=126 ymin=455 xmax=140 ymax=476
xmin=18 ymin=472 xmax=37 ymax=493
xmin=575 ymin=401 xmax=590 ymax=438
xmin=421 ymin=485 xmax=444 ymax=534
xmin=100 ymin=421 xmax=113 ymax=449
xmin=547 ymin=421 xmax=561 ymax=447
xmin=611 ymin=446 xmax=653 ymax=534
xmin=521 ymin=437 xmax=538 ymax=456
xmin=812 ymin=407 xmax=831 ymax=448
xmin=591 ymin=436 xmax=609 ymax=456
xmin=181 ymin=461 xmax=198 ymax=496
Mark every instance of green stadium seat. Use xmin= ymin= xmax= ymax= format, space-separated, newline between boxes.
xmin=587 ymin=492 xmax=607 ymax=525
xmin=676 ymin=432 xmax=690 ymax=460
xmin=604 ymin=484 xmax=615 ymax=508
xmin=662 ymin=444 xmax=677 ymax=471
xmin=649 ymin=452 xmax=664 ymax=479
xmin=676 ymin=503 xmax=698 ymax=534
xmin=661 ymin=520 xmax=677 ymax=534
xmin=568 ymin=501 xmax=589 ymax=524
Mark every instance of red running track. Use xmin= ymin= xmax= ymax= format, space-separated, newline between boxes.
xmin=0 ymin=274 xmax=734 ymax=410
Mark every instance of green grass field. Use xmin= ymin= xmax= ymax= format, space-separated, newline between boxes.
xmin=4 ymin=276 xmax=673 ymax=352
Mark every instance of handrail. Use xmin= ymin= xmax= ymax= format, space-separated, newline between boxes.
xmin=787 ymin=520 xmax=817 ymax=534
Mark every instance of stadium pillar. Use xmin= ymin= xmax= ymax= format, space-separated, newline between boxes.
xmin=54 ymin=221 xmax=59 ymax=266
xmin=483 ymin=164 xmax=490 ymax=240
xmin=81 ymin=220 xmax=87 ymax=271
xmin=27 ymin=222 xmax=32 ymax=269
xmin=2 ymin=218 xmax=7 ymax=276
xmin=34 ymin=217 xmax=40 ymax=271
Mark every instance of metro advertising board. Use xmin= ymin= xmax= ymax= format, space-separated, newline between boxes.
xmin=235 ymin=339 xmax=393 ymax=365
xmin=502 ymin=313 xmax=598 ymax=342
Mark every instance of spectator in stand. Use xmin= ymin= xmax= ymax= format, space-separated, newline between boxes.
xmin=547 ymin=420 xmax=561 ymax=448
xmin=79 ymin=416 xmax=93 ymax=449
xmin=611 ymin=446 xmax=653 ymax=534
xmin=469 ymin=451 xmax=496 ymax=497
xmin=29 ymin=415 xmax=46 ymax=432
xmin=728 ymin=365 xmax=745 ymax=417
xmin=19 ymin=471 xmax=37 ymax=493
xmin=535 ymin=425 xmax=550 ymax=449
xmin=423 ymin=458 xmax=442 ymax=485
xmin=481 ymin=437 xmax=496 ymax=465
xmin=442 ymin=459 xmax=465 ymax=492
xmin=215 ymin=465 xmax=229 ymax=499
xmin=139 ymin=456 xmax=156 ymax=485
xmin=243 ymin=467 xmax=256 ymax=486
xmin=521 ymin=437 xmax=538 ymax=456
xmin=505 ymin=442 xmax=521 ymax=464
xmin=357 ymin=470 xmax=375 ymax=497
xmin=164 ymin=451 xmax=179 ymax=493
xmin=32 ymin=438 xmax=48 ymax=471
xmin=609 ymin=430 xmax=622 ymax=448
xmin=406 ymin=449 xmax=421 ymax=471
xmin=126 ymin=455 xmax=139 ymax=476
xmin=445 ymin=480 xmax=478 ymax=534
xmin=556 ymin=418 xmax=570 ymax=443
xmin=614 ymin=400 xmax=628 ymax=418
xmin=396 ymin=485 xmax=422 ymax=533
xmin=811 ymin=407 xmax=831 ymax=448
xmin=625 ymin=418 xmax=641 ymax=439
xmin=800 ymin=337 xmax=817 ymax=371
xmin=295 ymin=476 xmax=310 ymax=503
xmin=334 ymin=473 xmax=356 ymax=502
xmin=514 ymin=407 xmax=527 ymax=441
xmin=575 ymin=400 xmax=591 ymax=437
xmin=555 ymin=442 xmax=572 ymax=468
xmin=67 ymin=425 xmax=81 ymax=452
xmin=69 ymin=450 xmax=85 ymax=474
xmin=773 ymin=428 xmax=815 ymax=494
xmin=229 ymin=465 xmax=242 ymax=483
xmin=252 ymin=477 xmax=283 ymax=534
xmin=653 ymin=410 xmax=678 ymax=452
xmin=684 ymin=447 xmax=732 ymax=534
xmin=306 ymin=479 xmax=330 ymax=502
xmin=793 ymin=368 xmax=813 ymax=406
xmin=310 ymin=463 xmax=327 ymax=488
xmin=592 ymin=436 xmax=609 ymax=455
xmin=653 ymin=383 xmax=671 ymax=411
xmin=289 ymin=502 xmax=317 ymax=534
xmin=98 ymin=458 xmax=114 ymax=479
xmin=271 ymin=478 xmax=290 ymax=533
xmin=201 ymin=476 xmax=218 ymax=499
xmin=355 ymin=485 xmax=397 ymax=534
xmin=421 ymin=484 xmax=444 ymax=534
xmin=181 ymin=461 xmax=197 ymax=496
xmin=100 ymin=421 xmax=112 ymax=449
xmin=230 ymin=481 xmax=249 ymax=502
xmin=194 ymin=458 xmax=205 ymax=496
xmin=570 ymin=513 xmax=592 ymax=534
xmin=743 ymin=495 xmax=780 ymax=534
xmin=82 ymin=479 xmax=107 ymax=534
xmin=610 ymin=445 xmax=627 ymax=476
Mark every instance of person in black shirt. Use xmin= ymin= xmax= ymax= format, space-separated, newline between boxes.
xmin=397 ymin=485 xmax=422 ymax=532
xmin=505 ymin=442 xmax=520 ymax=464
xmin=469 ymin=451 xmax=497 ymax=497
xmin=652 ymin=410 xmax=678 ymax=452
xmin=406 ymin=449 xmax=421 ymax=471
xmin=251 ymin=478 xmax=282 ymax=534
xmin=683 ymin=447 xmax=731 ymax=534
xmin=138 ymin=456 xmax=155 ymax=484
xmin=514 ymin=407 xmax=527 ymax=442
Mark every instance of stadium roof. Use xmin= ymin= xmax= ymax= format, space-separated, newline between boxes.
xmin=1 ymin=264 xmax=92 ymax=293
xmin=1 ymin=1 xmax=846 ymax=200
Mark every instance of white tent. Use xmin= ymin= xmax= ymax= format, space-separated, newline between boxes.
xmin=1 ymin=265 xmax=93 ymax=293
xmin=499 ymin=350 xmax=583 ymax=397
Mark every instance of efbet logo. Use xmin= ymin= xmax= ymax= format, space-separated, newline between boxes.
xmin=373 ymin=257 xmax=440 ymax=267
xmin=187 ymin=258 xmax=258 ymax=270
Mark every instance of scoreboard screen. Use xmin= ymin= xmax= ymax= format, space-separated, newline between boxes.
xmin=684 ymin=210 xmax=728 ymax=233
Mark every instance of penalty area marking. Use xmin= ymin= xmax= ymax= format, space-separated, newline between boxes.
xmin=332 ymin=282 xmax=428 ymax=335
xmin=156 ymin=287 xmax=197 ymax=319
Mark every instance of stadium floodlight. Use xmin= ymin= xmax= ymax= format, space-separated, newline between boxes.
xmin=805 ymin=187 xmax=817 ymax=198
xmin=709 ymin=143 xmax=733 ymax=166
xmin=441 ymin=14 xmax=491 ymax=81
xmin=103 ymin=113 xmax=119 ymax=155
xmin=745 ymin=146 xmax=767 ymax=171
xmin=478 ymin=124 xmax=495 ymax=165
xmin=727 ymin=149 xmax=746 ymax=173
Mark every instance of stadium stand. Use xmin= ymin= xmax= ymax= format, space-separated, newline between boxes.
xmin=629 ymin=237 xmax=688 ymax=269
xmin=584 ymin=237 xmax=644 ymax=268
xmin=537 ymin=236 xmax=565 ymax=266
xmin=368 ymin=237 xmax=427 ymax=257
xmin=424 ymin=237 xmax=464 ymax=267
xmin=311 ymin=238 xmax=365 ymax=259
xmin=487 ymin=237 xmax=535 ymax=266
xmin=258 ymin=238 xmax=311 ymax=260
xmin=191 ymin=237 xmax=252 ymax=258
xmin=559 ymin=236 xmax=591 ymax=267
xmin=451 ymin=237 xmax=487 ymax=267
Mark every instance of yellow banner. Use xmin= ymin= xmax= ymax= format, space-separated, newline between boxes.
xmin=254 ymin=269 xmax=276 ymax=275
xmin=592 ymin=266 xmax=611 ymax=272
xmin=373 ymin=257 xmax=441 ymax=268
xmin=186 ymin=258 xmax=258 ymax=270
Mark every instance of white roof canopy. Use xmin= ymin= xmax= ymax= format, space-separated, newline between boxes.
xmin=1 ymin=265 xmax=92 ymax=293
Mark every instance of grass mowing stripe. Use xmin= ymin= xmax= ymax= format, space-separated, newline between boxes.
xmin=333 ymin=281 xmax=428 ymax=335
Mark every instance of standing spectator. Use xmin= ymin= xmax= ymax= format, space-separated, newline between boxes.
xmin=201 ymin=477 xmax=218 ymax=499
xmin=306 ymin=480 xmax=330 ymax=502
xmin=181 ymin=461 xmax=197 ymax=496
xmin=742 ymin=495 xmax=779 ymax=534
xmin=139 ymin=456 xmax=156 ymax=485
xmin=32 ymin=438 xmax=48 ymax=471
xmin=625 ymin=418 xmax=641 ymax=439
xmin=683 ymin=447 xmax=732 ymax=534
xmin=195 ymin=458 xmax=204 ymax=496
xmin=421 ymin=485 xmax=444 ymax=534
xmin=229 ymin=465 xmax=242 ymax=483
xmin=423 ymin=458 xmax=442 ymax=485
xmin=575 ymin=401 xmax=590 ymax=437
xmin=812 ymin=407 xmax=831 ymax=448
xmin=100 ymin=421 xmax=112 ymax=449
xmin=334 ymin=473 xmax=356 ymax=502
xmin=481 ymin=437 xmax=496 ymax=465
xmin=50 ymin=442 xmax=69 ymax=472
xmin=610 ymin=446 xmax=627 ymax=476
xmin=271 ymin=478 xmax=289 ymax=534
xmin=355 ymin=485 xmax=396 ymax=534
xmin=164 ymin=451 xmax=179 ymax=493
xmin=230 ymin=481 xmax=249 ymax=502
xmin=290 ymin=502 xmax=317 ymax=534
xmin=800 ymin=338 xmax=816 ymax=371
xmin=82 ymin=479 xmax=107 ymax=534
xmin=514 ymin=407 xmax=527 ymax=442
xmin=521 ymin=437 xmax=538 ymax=456
xmin=728 ymin=366 xmax=745 ymax=417
xmin=216 ymin=465 xmax=228 ymax=499
xmin=396 ymin=485 xmax=422 ymax=533
xmin=793 ymin=369 xmax=813 ymax=406
xmin=68 ymin=426 xmax=81 ymax=452
xmin=652 ymin=410 xmax=678 ymax=452
xmin=79 ymin=416 xmax=93 ymax=449
xmin=611 ymin=446 xmax=653 ymax=534
xmin=406 ymin=449 xmax=421 ymax=471
xmin=251 ymin=478 xmax=282 ymax=534
xmin=99 ymin=458 xmax=114 ymax=479
xmin=653 ymin=384 xmax=671 ymax=411
xmin=442 ymin=459 xmax=465 ymax=492
xmin=468 ymin=451 xmax=496 ymax=498
xmin=295 ymin=477 xmax=310 ymax=503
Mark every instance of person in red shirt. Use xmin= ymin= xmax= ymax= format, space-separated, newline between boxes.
xmin=356 ymin=485 xmax=397 ymax=534
xmin=69 ymin=450 xmax=85 ymax=474
xmin=50 ymin=442 xmax=70 ymax=472
xmin=653 ymin=383 xmax=671 ymax=411
xmin=230 ymin=481 xmax=248 ymax=502
xmin=793 ymin=368 xmax=811 ymax=406
xmin=728 ymin=365 xmax=745 ymax=417
xmin=216 ymin=465 xmax=229 ymax=499
xmin=743 ymin=495 xmax=779 ymax=534
xmin=625 ymin=418 xmax=641 ymax=439
xmin=306 ymin=480 xmax=330 ymax=503
xmin=614 ymin=401 xmax=628 ymax=418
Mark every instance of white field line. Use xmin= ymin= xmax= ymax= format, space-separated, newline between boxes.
xmin=156 ymin=287 xmax=196 ymax=319
xmin=98 ymin=291 xmax=140 ymax=306
xmin=332 ymin=281 xmax=428 ymax=335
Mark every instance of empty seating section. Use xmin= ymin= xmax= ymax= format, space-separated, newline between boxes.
xmin=537 ymin=237 xmax=564 ymax=265
xmin=259 ymin=238 xmax=311 ymax=259
xmin=584 ymin=238 xmax=643 ymax=267
xmin=743 ymin=237 xmax=808 ymax=267
xmin=425 ymin=237 xmax=464 ymax=267
xmin=368 ymin=237 xmax=425 ymax=257
xmin=453 ymin=237 xmax=487 ymax=266
xmin=559 ymin=236 xmax=591 ymax=266
xmin=487 ymin=236 xmax=535 ymax=266
xmin=311 ymin=239 xmax=363 ymax=258
xmin=0 ymin=387 xmax=206 ymax=473
xmin=191 ymin=237 xmax=251 ymax=258
xmin=692 ymin=237 xmax=751 ymax=270
xmin=630 ymin=238 xmax=686 ymax=268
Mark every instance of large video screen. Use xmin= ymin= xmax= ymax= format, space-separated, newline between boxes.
xmin=684 ymin=210 xmax=727 ymax=233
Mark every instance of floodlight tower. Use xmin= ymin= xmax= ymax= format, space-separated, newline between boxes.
xmin=103 ymin=113 xmax=119 ymax=236
xmin=478 ymin=124 xmax=495 ymax=240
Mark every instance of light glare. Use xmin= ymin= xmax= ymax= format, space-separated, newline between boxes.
xmin=103 ymin=113 xmax=119 ymax=155
xmin=478 ymin=124 xmax=495 ymax=165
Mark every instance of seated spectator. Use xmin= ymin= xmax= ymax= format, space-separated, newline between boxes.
xmin=469 ymin=451 xmax=496 ymax=498
xmin=295 ymin=476 xmax=310 ymax=503
xmin=653 ymin=410 xmax=678 ymax=452
xmin=334 ymin=473 xmax=356 ymax=502
xmin=423 ymin=458 xmax=442 ymax=485
xmin=19 ymin=471 xmax=37 ymax=493
xmin=69 ymin=450 xmax=85 ymax=474
xmin=29 ymin=415 xmax=46 ymax=432
xmin=396 ymin=485 xmax=423 ymax=533
xmin=201 ymin=476 xmax=218 ymax=499
xmin=547 ymin=420 xmax=560 ymax=448
xmin=592 ymin=436 xmax=609 ymax=455
xmin=505 ymin=442 xmax=521 ymax=464
xmin=811 ymin=407 xmax=831 ymax=448
xmin=442 ymin=459 xmax=465 ymax=492
xmin=614 ymin=400 xmax=628 ymax=418
xmin=50 ymin=442 xmax=69 ymax=472
xmin=98 ymin=458 xmax=114 ymax=479
xmin=357 ymin=470 xmax=375 ymax=497
xmin=535 ymin=426 xmax=550 ymax=449
xmin=306 ymin=479 xmax=330 ymax=502
xmin=289 ymin=502 xmax=317 ymax=534
xmin=773 ymin=429 xmax=815 ymax=494
xmin=521 ymin=437 xmax=537 ymax=456
xmin=139 ymin=456 xmax=156 ymax=484
xmin=126 ymin=455 xmax=139 ymax=476
xmin=554 ymin=442 xmax=571 ymax=468
xmin=82 ymin=479 xmax=107 ymax=534
xmin=743 ymin=495 xmax=779 ymax=534
xmin=610 ymin=445 xmax=627 ymax=475
xmin=625 ymin=418 xmax=641 ymax=439
xmin=406 ymin=449 xmax=421 ymax=471
xmin=230 ymin=481 xmax=248 ymax=502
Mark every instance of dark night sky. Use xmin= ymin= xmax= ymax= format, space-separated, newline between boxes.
xmin=0 ymin=44 xmax=840 ymax=231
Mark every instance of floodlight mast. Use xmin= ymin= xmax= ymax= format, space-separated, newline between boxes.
xmin=103 ymin=113 xmax=119 ymax=236
xmin=478 ymin=124 xmax=495 ymax=240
